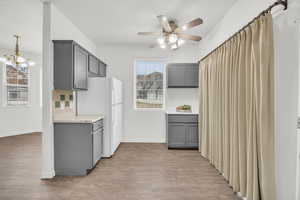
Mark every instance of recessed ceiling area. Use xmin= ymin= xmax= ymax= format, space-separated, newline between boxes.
xmin=52 ymin=0 xmax=237 ymax=47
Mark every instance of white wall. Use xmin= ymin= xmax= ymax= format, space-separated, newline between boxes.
xmin=166 ymin=88 xmax=199 ymax=112
xmin=51 ymin=5 xmax=97 ymax=56
xmin=199 ymin=0 xmax=286 ymax=58
xmin=41 ymin=2 xmax=99 ymax=178
xmin=198 ymin=0 xmax=300 ymax=199
xmin=97 ymin=45 xmax=199 ymax=143
xmin=0 ymin=49 xmax=42 ymax=137
xmin=274 ymin=10 xmax=299 ymax=199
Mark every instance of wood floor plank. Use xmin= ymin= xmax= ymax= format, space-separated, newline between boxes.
xmin=0 ymin=133 xmax=240 ymax=200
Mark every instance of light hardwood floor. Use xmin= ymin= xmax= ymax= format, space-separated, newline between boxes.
xmin=0 ymin=133 xmax=239 ymax=200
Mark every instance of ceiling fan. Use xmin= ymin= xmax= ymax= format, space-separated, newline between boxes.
xmin=138 ymin=15 xmax=203 ymax=50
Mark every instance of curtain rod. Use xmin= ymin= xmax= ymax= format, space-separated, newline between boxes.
xmin=199 ymin=0 xmax=288 ymax=62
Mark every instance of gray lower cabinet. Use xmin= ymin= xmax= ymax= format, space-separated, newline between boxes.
xmin=167 ymin=63 xmax=199 ymax=88
xmin=53 ymin=40 xmax=88 ymax=90
xmin=54 ymin=119 xmax=103 ymax=176
xmin=167 ymin=114 xmax=199 ymax=149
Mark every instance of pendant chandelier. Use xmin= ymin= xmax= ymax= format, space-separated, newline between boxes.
xmin=0 ymin=35 xmax=35 ymax=70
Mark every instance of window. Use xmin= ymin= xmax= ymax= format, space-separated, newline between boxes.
xmin=134 ymin=60 xmax=165 ymax=110
xmin=4 ymin=65 xmax=29 ymax=106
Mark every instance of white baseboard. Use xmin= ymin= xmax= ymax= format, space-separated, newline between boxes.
xmin=122 ymin=138 xmax=166 ymax=143
xmin=41 ymin=170 xmax=55 ymax=179
xmin=0 ymin=130 xmax=42 ymax=138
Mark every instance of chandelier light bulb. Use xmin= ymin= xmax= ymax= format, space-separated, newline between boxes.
xmin=0 ymin=35 xmax=35 ymax=70
xmin=0 ymin=57 xmax=8 ymax=63
xmin=28 ymin=61 xmax=35 ymax=66
xmin=20 ymin=63 xmax=28 ymax=68
xmin=16 ymin=56 xmax=26 ymax=63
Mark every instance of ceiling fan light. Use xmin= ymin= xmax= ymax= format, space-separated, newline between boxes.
xmin=160 ymin=44 xmax=167 ymax=49
xmin=168 ymin=34 xmax=178 ymax=43
xmin=170 ymin=43 xmax=178 ymax=50
xmin=182 ymin=25 xmax=187 ymax=31
xmin=157 ymin=37 xmax=165 ymax=45
xmin=162 ymin=16 xmax=167 ymax=21
xmin=178 ymin=39 xmax=185 ymax=46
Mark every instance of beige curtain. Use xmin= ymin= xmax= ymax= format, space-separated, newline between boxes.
xmin=199 ymin=13 xmax=275 ymax=200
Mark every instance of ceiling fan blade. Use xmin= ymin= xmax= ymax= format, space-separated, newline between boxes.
xmin=157 ymin=15 xmax=172 ymax=33
xmin=137 ymin=32 xmax=162 ymax=36
xmin=177 ymin=33 xmax=202 ymax=41
xmin=175 ymin=18 xmax=203 ymax=33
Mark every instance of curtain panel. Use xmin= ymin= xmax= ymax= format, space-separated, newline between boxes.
xmin=199 ymin=13 xmax=275 ymax=200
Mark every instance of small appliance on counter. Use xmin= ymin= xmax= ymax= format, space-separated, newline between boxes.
xmin=176 ymin=105 xmax=192 ymax=113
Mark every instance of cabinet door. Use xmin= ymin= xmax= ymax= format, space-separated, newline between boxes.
xmin=93 ymin=128 xmax=102 ymax=166
xmin=167 ymin=66 xmax=185 ymax=87
xmin=89 ymin=55 xmax=99 ymax=75
xmin=168 ymin=123 xmax=186 ymax=147
xmin=99 ymin=61 xmax=106 ymax=77
xmin=184 ymin=64 xmax=199 ymax=87
xmin=185 ymin=123 xmax=198 ymax=147
xmin=74 ymin=44 xmax=88 ymax=90
xmin=100 ymin=129 xmax=103 ymax=156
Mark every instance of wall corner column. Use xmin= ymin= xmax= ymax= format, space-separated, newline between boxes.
xmin=41 ymin=0 xmax=54 ymax=179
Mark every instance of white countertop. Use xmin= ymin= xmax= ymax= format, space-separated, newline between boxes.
xmin=53 ymin=113 xmax=104 ymax=123
xmin=166 ymin=109 xmax=199 ymax=115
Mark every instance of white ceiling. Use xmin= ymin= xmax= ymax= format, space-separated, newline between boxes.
xmin=53 ymin=0 xmax=237 ymax=47
xmin=0 ymin=0 xmax=42 ymax=54
xmin=0 ymin=0 xmax=237 ymax=53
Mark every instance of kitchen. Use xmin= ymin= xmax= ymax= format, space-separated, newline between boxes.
xmin=50 ymin=40 xmax=200 ymax=175
xmin=1 ymin=0 xmax=299 ymax=199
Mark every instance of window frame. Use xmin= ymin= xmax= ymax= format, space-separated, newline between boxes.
xmin=2 ymin=63 xmax=30 ymax=107
xmin=133 ymin=58 xmax=167 ymax=111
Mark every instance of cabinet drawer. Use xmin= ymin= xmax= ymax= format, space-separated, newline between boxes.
xmin=93 ymin=119 xmax=103 ymax=131
xmin=168 ymin=115 xmax=198 ymax=123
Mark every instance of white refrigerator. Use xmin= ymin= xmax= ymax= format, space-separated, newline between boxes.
xmin=77 ymin=77 xmax=123 ymax=157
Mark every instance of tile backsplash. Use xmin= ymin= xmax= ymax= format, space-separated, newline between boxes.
xmin=53 ymin=90 xmax=74 ymax=112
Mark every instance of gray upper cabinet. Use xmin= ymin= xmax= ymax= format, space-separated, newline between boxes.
xmin=74 ymin=44 xmax=88 ymax=89
xmin=167 ymin=63 xmax=199 ymax=88
xmin=89 ymin=55 xmax=99 ymax=75
xmin=88 ymin=55 xmax=107 ymax=77
xmin=53 ymin=40 xmax=88 ymax=90
xmin=98 ymin=61 xmax=107 ymax=77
